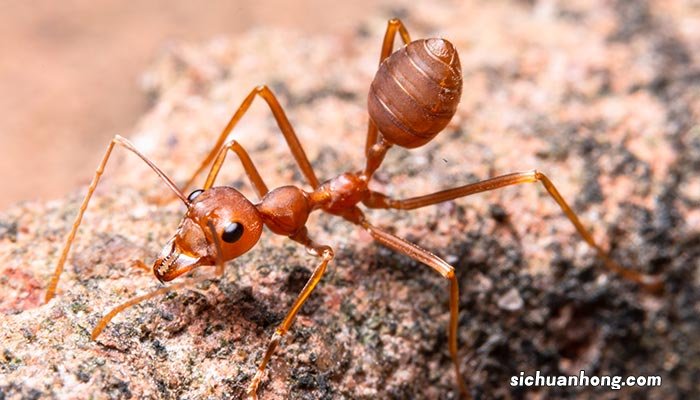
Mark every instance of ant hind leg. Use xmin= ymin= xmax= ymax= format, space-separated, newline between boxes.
xmin=363 ymin=169 xmax=663 ymax=293
xmin=357 ymin=218 xmax=472 ymax=399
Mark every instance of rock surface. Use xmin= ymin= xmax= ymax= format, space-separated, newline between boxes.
xmin=1 ymin=1 xmax=699 ymax=399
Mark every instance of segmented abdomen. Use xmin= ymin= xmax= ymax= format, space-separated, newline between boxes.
xmin=368 ymin=38 xmax=462 ymax=149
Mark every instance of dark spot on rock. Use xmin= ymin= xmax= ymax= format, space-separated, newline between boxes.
xmin=103 ymin=378 xmax=131 ymax=400
xmin=151 ymin=339 xmax=167 ymax=358
xmin=230 ymin=286 xmax=280 ymax=328
xmin=76 ymin=368 xmax=91 ymax=383
xmin=0 ymin=220 xmax=18 ymax=242
xmin=0 ymin=349 xmax=21 ymax=373
xmin=489 ymin=204 xmax=508 ymax=223
xmin=20 ymin=328 xmax=35 ymax=342
xmin=158 ymin=310 xmax=174 ymax=322
xmin=608 ymin=0 xmax=653 ymax=42
xmin=24 ymin=389 xmax=42 ymax=400
xmin=293 ymin=371 xmax=317 ymax=390
xmin=155 ymin=379 xmax=168 ymax=398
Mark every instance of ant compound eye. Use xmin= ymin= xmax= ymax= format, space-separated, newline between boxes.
xmin=222 ymin=222 xmax=244 ymax=243
xmin=187 ymin=189 xmax=204 ymax=202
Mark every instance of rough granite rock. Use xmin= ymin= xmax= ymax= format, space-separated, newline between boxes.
xmin=1 ymin=1 xmax=699 ymax=399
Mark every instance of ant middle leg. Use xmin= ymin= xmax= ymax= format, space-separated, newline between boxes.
xmin=202 ymin=139 xmax=270 ymax=198
xmin=45 ymin=135 xmax=189 ymax=302
xmin=365 ymin=18 xmax=413 ymax=155
xmin=183 ymin=85 xmax=320 ymax=194
xmin=246 ymin=230 xmax=334 ymax=399
xmin=357 ymin=218 xmax=471 ymax=400
xmin=363 ymin=169 xmax=663 ymax=293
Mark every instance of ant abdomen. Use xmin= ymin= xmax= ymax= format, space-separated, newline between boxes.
xmin=368 ymin=38 xmax=462 ymax=149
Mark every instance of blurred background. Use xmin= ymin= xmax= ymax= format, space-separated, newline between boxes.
xmin=0 ymin=0 xmax=391 ymax=208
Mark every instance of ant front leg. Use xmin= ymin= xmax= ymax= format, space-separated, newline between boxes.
xmin=45 ymin=135 xmax=189 ymax=302
xmin=92 ymin=221 xmax=227 ymax=340
xmin=364 ymin=170 xmax=664 ymax=293
xmin=365 ymin=18 xmax=412 ymax=155
xmin=183 ymin=85 xmax=320 ymax=194
xmin=247 ymin=230 xmax=334 ymax=399
xmin=357 ymin=218 xmax=471 ymax=400
xmin=90 ymin=273 xmax=219 ymax=339
xmin=90 ymin=221 xmax=224 ymax=340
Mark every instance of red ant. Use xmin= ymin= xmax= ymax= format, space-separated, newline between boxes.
xmin=44 ymin=18 xmax=662 ymax=399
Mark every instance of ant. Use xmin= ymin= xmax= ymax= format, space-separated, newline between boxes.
xmin=44 ymin=18 xmax=663 ymax=399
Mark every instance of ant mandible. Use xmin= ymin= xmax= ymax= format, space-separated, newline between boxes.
xmin=44 ymin=18 xmax=663 ymax=399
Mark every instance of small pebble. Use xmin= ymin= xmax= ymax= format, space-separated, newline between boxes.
xmin=497 ymin=288 xmax=524 ymax=311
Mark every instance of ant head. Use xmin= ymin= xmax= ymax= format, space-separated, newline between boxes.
xmin=153 ymin=187 xmax=263 ymax=282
